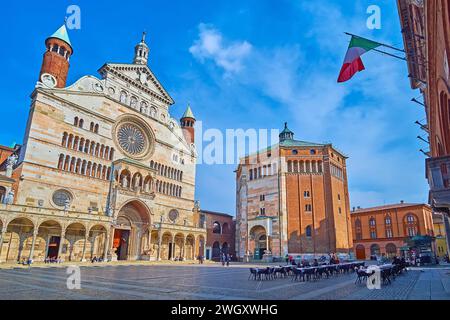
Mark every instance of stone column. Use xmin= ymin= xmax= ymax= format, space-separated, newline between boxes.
xmin=57 ymin=230 xmax=66 ymax=260
xmin=81 ymin=234 xmax=89 ymax=262
xmin=28 ymin=229 xmax=39 ymax=262
xmin=171 ymin=236 xmax=175 ymax=260
xmin=157 ymin=230 xmax=162 ymax=261
xmin=0 ymin=226 xmax=6 ymax=263
xmin=182 ymin=237 xmax=187 ymax=260
xmin=266 ymin=235 xmax=269 ymax=252
xmin=103 ymin=230 xmax=110 ymax=261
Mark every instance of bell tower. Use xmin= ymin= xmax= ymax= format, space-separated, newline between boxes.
xmin=133 ymin=32 xmax=149 ymax=65
xmin=39 ymin=24 xmax=73 ymax=88
xmin=180 ymin=104 xmax=196 ymax=144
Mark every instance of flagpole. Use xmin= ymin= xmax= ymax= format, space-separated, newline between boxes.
xmin=371 ymin=48 xmax=406 ymax=61
xmin=344 ymin=32 xmax=405 ymax=53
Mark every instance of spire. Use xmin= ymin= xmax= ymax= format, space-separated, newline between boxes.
xmin=49 ymin=24 xmax=72 ymax=48
xmin=279 ymin=122 xmax=294 ymax=142
xmin=134 ymin=31 xmax=149 ymax=65
xmin=181 ymin=103 xmax=195 ymax=120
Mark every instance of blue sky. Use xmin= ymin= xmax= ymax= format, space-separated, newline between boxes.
xmin=0 ymin=0 xmax=429 ymax=215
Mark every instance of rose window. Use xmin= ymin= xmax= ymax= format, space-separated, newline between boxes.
xmin=117 ymin=123 xmax=147 ymax=156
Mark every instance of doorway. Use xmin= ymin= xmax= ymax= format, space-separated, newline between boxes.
xmin=47 ymin=236 xmax=60 ymax=259
xmin=168 ymin=242 xmax=173 ymax=260
xmin=113 ymin=229 xmax=130 ymax=260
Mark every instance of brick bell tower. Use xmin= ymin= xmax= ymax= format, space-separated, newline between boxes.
xmin=39 ymin=24 xmax=73 ymax=88
xmin=180 ymin=104 xmax=196 ymax=144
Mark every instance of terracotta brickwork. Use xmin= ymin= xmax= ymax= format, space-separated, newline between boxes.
xmin=236 ymin=124 xmax=353 ymax=260
xmin=351 ymin=203 xmax=434 ymax=259
xmin=201 ymin=210 xmax=235 ymax=260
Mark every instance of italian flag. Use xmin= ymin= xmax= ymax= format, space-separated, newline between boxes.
xmin=337 ymin=36 xmax=381 ymax=83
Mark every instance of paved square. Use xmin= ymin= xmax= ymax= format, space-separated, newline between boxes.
xmin=0 ymin=264 xmax=449 ymax=300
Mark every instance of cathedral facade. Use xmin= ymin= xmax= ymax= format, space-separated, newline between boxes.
xmin=235 ymin=124 xmax=353 ymax=261
xmin=0 ymin=25 xmax=206 ymax=263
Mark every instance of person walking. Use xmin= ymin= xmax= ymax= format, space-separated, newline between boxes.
xmin=221 ymin=253 xmax=225 ymax=266
xmin=226 ymin=254 xmax=231 ymax=266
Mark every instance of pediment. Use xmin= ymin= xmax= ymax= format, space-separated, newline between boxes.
xmin=99 ymin=63 xmax=174 ymax=105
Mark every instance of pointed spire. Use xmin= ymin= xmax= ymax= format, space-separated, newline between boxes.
xmin=182 ymin=103 xmax=195 ymax=120
xmin=142 ymin=31 xmax=147 ymax=43
xmin=49 ymin=24 xmax=72 ymax=48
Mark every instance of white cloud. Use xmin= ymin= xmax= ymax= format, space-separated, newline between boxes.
xmin=189 ymin=23 xmax=252 ymax=74
xmin=187 ymin=1 xmax=429 ymax=212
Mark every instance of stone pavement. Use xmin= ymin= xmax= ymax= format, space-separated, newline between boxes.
xmin=0 ymin=263 xmax=448 ymax=300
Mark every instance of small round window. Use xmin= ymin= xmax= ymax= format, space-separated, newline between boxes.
xmin=168 ymin=209 xmax=179 ymax=222
xmin=292 ymin=150 xmax=298 ymax=155
xmin=310 ymin=149 xmax=316 ymax=155
xmin=52 ymin=189 xmax=72 ymax=207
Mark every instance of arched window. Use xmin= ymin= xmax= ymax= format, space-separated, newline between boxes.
xmin=120 ymin=91 xmax=128 ymax=104
xmin=385 ymin=243 xmax=397 ymax=258
xmin=74 ymin=117 xmax=79 ymax=126
xmin=305 ymin=225 xmax=312 ymax=237
xmin=404 ymin=214 xmax=419 ymax=237
xmin=0 ymin=186 xmax=6 ymax=203
xmin=130 ymin=96 xmax=138 ymax=109
xmin=369 ymin=217 xmax=377 ymax=239
xmin=355 ymin=219 xmax=362 ymax=240
xmin=94 ymin=123 xmax=99 ymax=134
xmin=57 ymin=154 xmax=64 ymax=170
xmin=212 ymin=221 xmax=221 ymax=234
xmin=78 ymin=119 xmax=84 ymax=128
xmin=385 ymin=216 xmax=392 ymax=225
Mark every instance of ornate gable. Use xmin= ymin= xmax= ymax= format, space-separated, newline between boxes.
xmin=98 ymin=63 xmax=174 ymax=105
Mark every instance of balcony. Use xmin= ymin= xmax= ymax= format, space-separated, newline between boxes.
xmin=426 ymin=155 xmax=450 ymax=212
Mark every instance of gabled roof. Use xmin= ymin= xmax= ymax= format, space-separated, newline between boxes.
xmin=98 ymin=63 xmax=174 ymax=105
xmin=49 ymin=24 xmax=72 ymax=48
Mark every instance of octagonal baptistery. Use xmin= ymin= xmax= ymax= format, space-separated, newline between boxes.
xmin=0 ymin=27 xmax=206 ymax=263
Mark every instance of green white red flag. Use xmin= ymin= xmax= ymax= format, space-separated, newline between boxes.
xmin=337 ymin=36 xmax=381 ymax=83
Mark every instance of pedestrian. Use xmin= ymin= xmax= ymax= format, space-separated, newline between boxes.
xmin=226 ymin=254 xmax=230 ymax=266
xmin=221 ymin=253 xmax=225 ymax=266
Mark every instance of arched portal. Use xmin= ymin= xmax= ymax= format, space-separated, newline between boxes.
xmin=38 ymin=220 xmax=62 ymax=260
xmin=113 ymin=200 xmax=151 ymax=261
xmin=65 ymin=223 xmax=86 ymax=261
xmin=249 ymin=225 xmax=267 ymax=260
xmin=5 ymin=218 xmax=34 ymax=262
xmin=212 ymin=241 xmax=221 ymax=260
xmin=89 ymin=225 xmax=107 ymax=260
xmin=355 ymin=244 xmax=366 ymax=260
xmin=222 ymin=242 xmax=229 ymax=255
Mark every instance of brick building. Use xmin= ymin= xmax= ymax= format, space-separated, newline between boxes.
xmin=200 ymin=210 xmax=235 ymax=261
xmin=397 ymin=1 xmax=450 ymax=219
xmin=235 ymin=123 xmax=353 ymax=261
xmin=351 ymin=202 xmax=434 ymax=259
xmin=0 ymin=24 xmax=206 ymax=263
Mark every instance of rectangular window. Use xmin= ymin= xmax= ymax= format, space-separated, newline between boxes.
xmin=338 ymin=194 xmax=341 ymax=201
xmin=338 ymin=207 xmax=342 ymax=214
xmin=259 ymin=208 xmax=266 ymax=216
xmin=260 ymin=194 xmax=265 ymax=201
xmin=304 ymin=191 xmax=310 ymax=198
xmin=305 ymin=204 xmax=312 ymax=212
xmin=370 ymin=231 xmax=377 ymax=239
xmin=386 ymin=229 xmax=393 ymax=238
